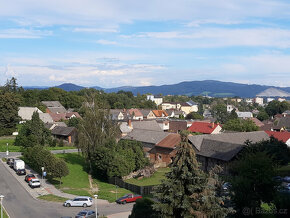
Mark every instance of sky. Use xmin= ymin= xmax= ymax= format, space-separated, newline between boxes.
xmin=0 ymin=0 xmax=290 ymax=88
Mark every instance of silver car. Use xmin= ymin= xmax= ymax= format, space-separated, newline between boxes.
xmin=75 ymin=210 xmax=96 ymax=218
xmin=64 ymin=196 xmax=93 ymax=207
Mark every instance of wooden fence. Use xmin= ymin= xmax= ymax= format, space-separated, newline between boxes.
xmin=108 ymin=177 xmax=156 ymax=195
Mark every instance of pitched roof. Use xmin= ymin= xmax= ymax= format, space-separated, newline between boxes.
xmin=282 ymin=110 xmax=290 ymax=115
xmin=39 ymin=113 xmax=53 ymax=123
xmin=187 ymin=100 xmax=198 ymax=106
xmin=237 ymin=112 xmax=253 ymax=118
xmin=139 ymin=109 xmax=153 ymax=117
xmin=132 ymin=120 xmax=163 ymax=131
xmin=47 ymin=107 xmax=67 ymax=114
xmin=152 ymin=110 xmax=168 ymax=117
xmin=18 ymin=107 xmax=43 ymax=120
xmin=188 ymin=121 xmax=220 ymax=134
xmin=168 ymin=121 xmax=187 ymax=133
xmin=127 ymin=109 xmax=143 ymax=117
xmin=265 ymin=131 xmax=290 ymax=143
xmin=122 ymin=129 xmax=170 ymax=144
xmin=51 ymin=126 xmax=76 ymax=136
xmin=41 ymin=101 xmax=63 ymax=108
xmin=156 ymin=134 xmax=181 ymax=149
xmin=249 ymin=117 xmax=264 ymax=127
xmin=188 ymin=131 xmax=269 ymax=151
xmin=276 ymin=117 xmax=290 ymax=128
xmin=49 ymin=112 xmax=81 ymax=122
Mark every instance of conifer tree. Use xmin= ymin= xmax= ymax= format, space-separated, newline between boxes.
xmin=153 ymin=131 xmax=231 ymax=218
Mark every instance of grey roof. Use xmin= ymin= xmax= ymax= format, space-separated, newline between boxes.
xmin=51 ymin=126 xmax=75 ymax=136
xmin=188 ymin=131 xmax=269 ymax=152
xmin=132 ymin=120 xmax=163 ymax=131
xmin=237 ymin=112 xmax=253 ymax=118
xmin=139 ymin=109 xmax=152 ymax=117
xmin=187 ymin=100 xmax=198 ymax=106
xmin=42 ymin=101 xmax=63 ymax=108
xmin=196 ymin=139 xmax=244 ymax=161
xmin=277 ymin=117 xmax=290 ymax=128
xmin=18 ymin=107 xmax=43 ymax=120
xmin=282 ymin=110 xmax=290 ymax=115
xmin=123 ymin=129 xmax=170 ymax=144
xmin=39 ymin=113 xmax=53 ymax=123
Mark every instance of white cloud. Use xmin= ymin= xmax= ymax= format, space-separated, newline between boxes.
xmin=0 ymin=28 xmax=52 ymax=38
xmin=96 ymin=39 xmax=117 ymax=45
xmin=73 ymin=27 xmax=118 ymax=33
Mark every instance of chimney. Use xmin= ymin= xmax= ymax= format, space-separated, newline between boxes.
xmin=211 ymin=122 xmax=215 ymax=128
xmin=128 ymin=119 xmax=132 ymax=128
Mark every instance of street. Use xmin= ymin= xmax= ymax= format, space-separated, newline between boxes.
xmin=0 ymin=161 xmax=133 ymax=218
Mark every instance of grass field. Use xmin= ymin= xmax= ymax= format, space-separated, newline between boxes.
xmin=54 ymin=153 xmax=131 ymax=202
xmin=125 ymin=167 xmax=170 ymax=186
xmin=38 ymin=194 xmax=69 ymax=202
xmin=0 ymin=137 xmax=75 ymax=152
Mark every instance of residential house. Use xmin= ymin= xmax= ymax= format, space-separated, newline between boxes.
xmin=149 ymin=134 xmax=181 ymax=167
xmin=203 ymin=109 xmax=212 ymax=118
xmin=168 ymin=121 xmax=187 ymax=133
xmin=245 ymin=98 xmax=253 ymax=104
xmin=282 ymin=110 xmax=290 ymax=117
xmin=267 ymin=98 xmax=275 ymax=103
xmin=188 ymin=131 xmax=269 ymax=173
xmin=254 ymin=97 xmax=264 ymax=105
xmin=42 ymin=101 xmax=67 ymax=114
xmin=237 ymin=112 xmax=253 ymax=119
xmin=49 ymin=112 xmax=81 ymax=122
xmin=122 ymin=129 xmax=170 ymax=156
xmin=180 ymin=102 xmax=198 ymax=115
xmin=39 ymin=113 xmax=54 ymax=123
xmin=188 ymin=122 xmax=222 ymax=134
xmin=166 ymin=109 xmax=185 ymax=118
xmin=51 ymin=126 xmax=77 ymax=144
xmin=265 ymin=131 xmax=290 ymax=147
xmin=278 ymin=98 xmax=286 ymax=102
xmin=249 ymin=117 xmax=264 ymax=129
xmin=139 ymin=109 xmax=156 ymax=119
xmin=152 ymin=110 xmax=168 ymax=118
xmin=18 ymin=107 xmax=43 ymax=121
xmin=226 ymin=105 xmax=235 ymax=113
xmin=110 ymin=109 xmax=125 ymax=120
xmin=146 ymin=95 xmax=163 ymax=106
xmin=186 ymin=100 xmax=199 ymax=112
xmin=156 ymin=119 xmax=170 ymax=131
xmin=273 ymin=117 xmax=290 ymax=131
xmin=127 ymin=109 xmax=143 ymax=120
xmin=119 ymin=120 xmax=163 ymax=136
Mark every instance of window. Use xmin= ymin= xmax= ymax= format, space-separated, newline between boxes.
xmin=158 ymin=155 xmax=162 ymax=160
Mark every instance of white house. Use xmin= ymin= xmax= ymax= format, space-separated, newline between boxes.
xmin=146 ymin=95 xmax=163 ymax=106
xmin=254 ymin=97 xmax=264 ymax=105
xmin=237 ymin=112 xmax=253 ymax=119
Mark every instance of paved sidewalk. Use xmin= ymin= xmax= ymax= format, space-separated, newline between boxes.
xmin=107 ymin=211 xmax=131 ymax=218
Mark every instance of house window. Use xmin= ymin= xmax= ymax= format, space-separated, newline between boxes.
xmin=158 ymin=155 xmax=162 ymax=160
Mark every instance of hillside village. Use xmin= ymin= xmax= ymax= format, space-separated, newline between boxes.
xmin=1 ymin=80 xmax=290 ymax=218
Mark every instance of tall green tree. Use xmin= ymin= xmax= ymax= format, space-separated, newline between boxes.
xmin=153 ymin=132 xmax=231 ymax=218
xmin=78 ymin=94 xmax=119 ymax=174
xmin=230 ymin=152 xmax=276 ymax=216
xmin=15 ymin=112 xmax=51 ymax=147
xmin=0 ymin=92 xmax=20 ymax=136
xmin=223 ymin=118 xmax=258 ymax=132
xmin=265 ymin=100 xmax=290 ymax=117
xmin=211 ymin=104 xmax=228 ymax=123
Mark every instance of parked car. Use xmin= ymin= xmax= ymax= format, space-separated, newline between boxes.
xmin=283 ymin=176 xmax=290 ymax=183
xmin=116 ymin=194 xmax=142 ymax=204
xmin=63 ymin=196 xmax=93 ymax=207
xmin=75 ymin=210 xmax=96 ymax=218
xmin=29 ymin=178 xmax=41 ymax=188
xmin=16 ymin=169 xmax=26 ymax=176
xmin=25 ymin=174 xmax=36 ymax=183
xmin=6 ymin=158 xmax=14 ymax=165
xmin=7 ymin=158 xmax=14 ymax=168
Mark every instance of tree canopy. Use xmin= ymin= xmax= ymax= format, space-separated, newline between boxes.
xmin=223 ymin=118 xmax=258 ymax=132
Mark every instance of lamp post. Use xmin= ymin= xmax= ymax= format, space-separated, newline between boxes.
xmin=6 ymin=143 xmax=8 ymax=158
xmin=94 ymin=194 xmax=98 ymax=218
xmin=41 ymin=167 xmax=44 ymax=189
xmin=0 ymin=194 xmax=4 ymax=218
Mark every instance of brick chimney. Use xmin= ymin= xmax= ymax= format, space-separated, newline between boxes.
xmin=211 ymin=122 xmax=215 ymax=128
xmin=128 ymin=119 xmax=132 ymax=128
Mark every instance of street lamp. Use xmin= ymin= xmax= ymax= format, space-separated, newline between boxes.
xmin=0 ymin=194 xmax=4 ymax=218
xmin=94 ymin=194 xmax=98 ymax=218
xmin=41 ymin=167 xmax=44 ymax=189
xmin=6 ymin=143 xmax=8 ymax=158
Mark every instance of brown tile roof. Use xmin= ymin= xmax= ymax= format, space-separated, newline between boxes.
xmin=168 ymin=121 xmax=187 ymax=133
xmin=156 ymin=134 xmax=181 ymax=149
xmin=250 ymin=117 xmax=264 ymax=127
xmin=152 ymin=110 xmax=168 ymax=117
xmin=127 ymin=109 xmax=143 ymax=117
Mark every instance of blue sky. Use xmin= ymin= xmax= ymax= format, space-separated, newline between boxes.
xmin=0 ymin=0 xmax=290 ymax=88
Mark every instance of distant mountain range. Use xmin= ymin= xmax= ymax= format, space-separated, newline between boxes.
xmin=23 ymin=80 xmax=290 ymax=98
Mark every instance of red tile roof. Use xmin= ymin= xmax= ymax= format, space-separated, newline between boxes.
xmin=127 ymin=109 xmax=143 ymax=117
xmin=265 ymin=131 xmax=290 ymax=143
xmin=49 ymin=112 xmax=81 ymax=122
xmin=156 ymin=134 xmax=181 ymax=149
xmin=188 ymin=122 xmax=221 ymax=134
xmin=152 ymin=110 xmax=168 ymax=117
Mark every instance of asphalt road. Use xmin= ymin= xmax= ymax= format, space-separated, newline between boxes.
xmin=0 ymin=162 xmax=133 ymax=218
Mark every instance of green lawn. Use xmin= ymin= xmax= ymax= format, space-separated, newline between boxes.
xmin=38 ymin=194 xmax=69 ymax=202
xmin=2 ymin=206 xmax=9 ymax=218
xmin=125 ymin=167 xmax=170 ymax=186
xmin=53 ymin=153 xmax=91 ymax=196
xmin=0 ymin=137 xmax=75 ymax=152
xmin=54 ymin=153 xmax=131 ymax=202
xmin=94 ymin=178 xmax=132 ymax=203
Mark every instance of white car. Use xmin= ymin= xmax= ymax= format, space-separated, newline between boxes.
xmin=29 ymin=178 xmax=41 ymax=188
xmin=63 ymin=196 xmax=93 ymax=207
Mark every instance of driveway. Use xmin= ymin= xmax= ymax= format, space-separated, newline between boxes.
xmin=0 ymin=161 xmax=133 ymax=218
